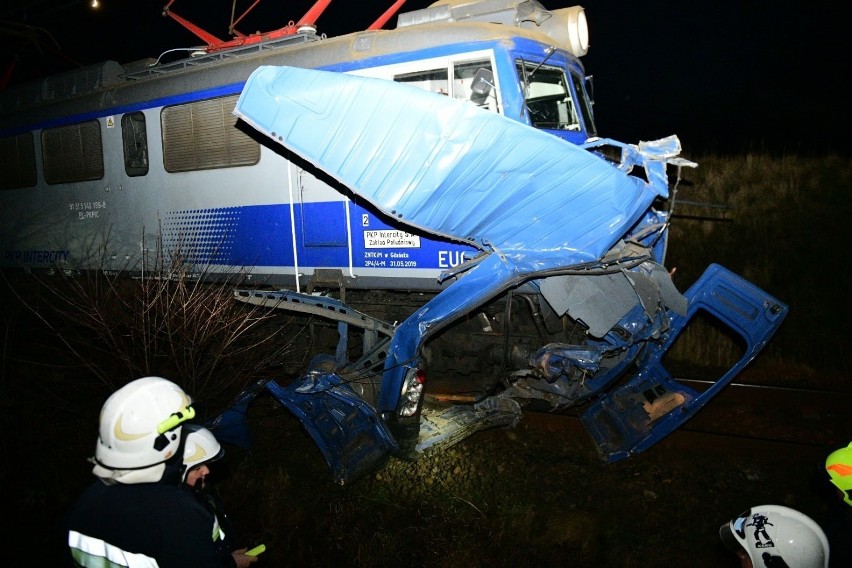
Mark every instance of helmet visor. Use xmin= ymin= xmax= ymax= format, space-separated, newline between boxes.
xmin=719 ymin=523 xmax=741 ymax=553
xmin=719 ymin=509 xmax=750 ymax=553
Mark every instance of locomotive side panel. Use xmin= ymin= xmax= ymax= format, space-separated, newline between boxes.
xmin=4 ymin=33 xmax=578 ymax=287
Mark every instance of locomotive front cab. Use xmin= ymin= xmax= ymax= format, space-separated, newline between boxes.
xmin=351 ymin=42 xmax=598 ymax=146
xmin=515 ymin=52 xmax=597 ymax=144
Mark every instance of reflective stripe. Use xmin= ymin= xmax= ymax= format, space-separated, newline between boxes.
xmin=213 ymin=514 xmax=225 ymax=542
xmin=828 ymin=463 xmax=852 ymax=476
xmin=68 ymin=530 xmax=160 ymax=568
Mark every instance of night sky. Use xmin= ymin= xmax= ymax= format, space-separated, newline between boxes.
xmin=2 ymin=0 xmax=849 ymax=155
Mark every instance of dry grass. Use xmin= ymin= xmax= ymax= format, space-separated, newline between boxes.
xmin=666 ymin=152 xmax=851 ymax=378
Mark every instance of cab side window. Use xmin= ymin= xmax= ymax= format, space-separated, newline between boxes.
xmin=394 ymin=68 xmax=450 ymax=96
xmin=453 ymin=60 xmax=498 ymax=112
xmin=122 ymin=112 xmax=149 ymax=177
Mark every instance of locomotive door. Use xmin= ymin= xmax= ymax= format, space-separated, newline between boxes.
xmin=294 ymin=166 xmax=352 ymax=278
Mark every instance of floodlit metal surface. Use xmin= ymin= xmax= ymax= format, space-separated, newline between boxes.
xmin=234 ymin=65 xmax=672 ymax=272
xmin=211 ymin=376 xmax=399 ymax=485
xmin=582 ymin=264 xmax=789 ymax=461
xmin=226 ymin=65 xmax=787 ymax=483
xmin=233 ymin=64 xmax=692 ymax=410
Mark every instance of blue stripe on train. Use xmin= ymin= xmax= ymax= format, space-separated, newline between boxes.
xmin=161 ymin=201 xmax=477 ymax=269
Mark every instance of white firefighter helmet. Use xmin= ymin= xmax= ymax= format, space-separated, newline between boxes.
xmin=181 ymin=424 xmax=224 ymax=482
xmin=719 ymin=504 xmax=829 ymax=568
xmin=94 ymin=377 xmax=195 ymax=471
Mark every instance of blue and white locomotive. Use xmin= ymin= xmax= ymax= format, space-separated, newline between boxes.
xmin=0 ymin=0 xmax=787 ymax=484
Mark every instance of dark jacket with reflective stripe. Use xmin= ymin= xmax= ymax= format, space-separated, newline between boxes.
xmin=66 ymin=479 xmax=236 ymax=567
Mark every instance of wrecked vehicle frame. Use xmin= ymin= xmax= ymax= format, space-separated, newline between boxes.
xmin=212 ymin=65 xmax=786 ymax=485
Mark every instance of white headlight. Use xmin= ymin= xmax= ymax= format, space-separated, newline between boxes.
xmin=539 ymin=6 xmax=590 ymax=57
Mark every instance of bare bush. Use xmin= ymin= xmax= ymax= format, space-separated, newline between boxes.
xmin=4 ymin=254 xmax=300 ymax=414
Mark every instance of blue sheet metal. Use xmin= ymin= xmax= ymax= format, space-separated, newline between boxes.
xmin=233 ymin=65 xmax=670 ymax=273
xmin=210 ymin=376 xmax=398 ymax=485
xmin=225 ymin=66 xmax=786 ymax=475
xmin=233 ymin=65 xmax=692 ymax=415
xmin=582 ymin=264 xmax=788 ymax=461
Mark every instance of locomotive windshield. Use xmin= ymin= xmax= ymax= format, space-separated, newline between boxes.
xmin=570 ymin=72 xmax=597 ymax=138
xmin=517 ymin=60 xmax=595 ymax=136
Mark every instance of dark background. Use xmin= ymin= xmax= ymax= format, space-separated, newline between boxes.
xmin=3 ymin=0 xmax=849 ymax=155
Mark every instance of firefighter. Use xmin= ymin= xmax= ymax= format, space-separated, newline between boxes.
xmin=182 ymin=424 xmax=250 ymax=560
xmin=64 ymin=376 xmax=257 ymax=567
xmin=824 ymin=442 xmax=852 ymax=568
xmin=825 ymin=441 xmax=852 ymax=506
xmin=719 ymin=504 xmax=829 ymax=568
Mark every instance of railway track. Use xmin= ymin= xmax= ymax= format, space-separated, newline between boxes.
xmin=508 ymin=378 xmax=852 ymax=462
xmin=427 ymin=374 xmax=852 ymax=464
xmin=674 ymin=378 xmax=852 ymax=449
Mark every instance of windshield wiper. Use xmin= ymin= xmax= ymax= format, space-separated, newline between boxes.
xmin=527 ymin=46 xmax=556 ymax=79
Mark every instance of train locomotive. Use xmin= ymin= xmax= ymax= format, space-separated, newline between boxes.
xmin=0 ymin=0 xmax=787 ymax=484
